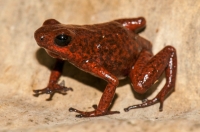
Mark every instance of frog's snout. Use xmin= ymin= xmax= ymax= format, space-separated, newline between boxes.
xmin=34 ymin=28 xmax=46 ymax=45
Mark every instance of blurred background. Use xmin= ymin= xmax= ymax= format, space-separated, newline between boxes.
xmin=0 ymin=0 xmax=200 ymax=132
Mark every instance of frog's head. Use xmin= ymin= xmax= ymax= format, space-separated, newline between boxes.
xmin=34 ymin=19 xmax=76 ymax=60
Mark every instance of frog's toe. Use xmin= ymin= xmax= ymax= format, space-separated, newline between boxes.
xmin=69 ymin=107 xmax=84 ymax=114
xmin=33 ymin=81 xmax=73 ymax=100
xmin=69 ymin=107 xmax=120 ymax=117
xmin=56 ymin=80 xmax=73 ymax=93
xmin=33 ymin=86 xmax=72 ymax=99
xmin=62 ymin=87 xmax=73 ymax=92
xmin=124 ymin=98 xmax=159 ymax=112
xmin=68 ymin=107 xmax=92 ymax=118
xmin=33 ymin=88 xmax=51 ymax=95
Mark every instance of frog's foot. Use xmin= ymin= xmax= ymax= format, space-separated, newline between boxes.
xmin=124 ymin=97 xmax=163 ymax=112
xmin=33 ymin=80 xmax=73 ymax=101
xmin=69 ymin=105 xmax=120 ymax=118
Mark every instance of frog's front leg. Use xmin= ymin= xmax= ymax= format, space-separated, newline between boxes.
xmin=124 ymin=46 xmax=177 ymax=112
xmin=33 ymin=59 xmax=73 ymax=100
xmin=69 ymin=64 xmax=120 ymax=117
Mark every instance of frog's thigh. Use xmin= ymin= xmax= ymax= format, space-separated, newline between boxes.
xmin=129 ymin=46 xmax=176 ymax=94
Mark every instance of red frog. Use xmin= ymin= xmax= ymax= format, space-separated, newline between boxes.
xmin=33 ymin=17 xmax=177 ymax=118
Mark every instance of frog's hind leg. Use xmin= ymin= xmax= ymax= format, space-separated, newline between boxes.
xmin=124 ymin=46 xmax=177 ymax=112
xmin=115 ymin=17 xmax=146 ymax=33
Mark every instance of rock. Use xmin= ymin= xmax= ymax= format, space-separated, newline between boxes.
xmin=0 ymin=0 xmax=199 ymax=131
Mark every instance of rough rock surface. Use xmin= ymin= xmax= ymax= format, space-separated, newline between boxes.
xmin=0 ymin=0 xmax=200 ymax=132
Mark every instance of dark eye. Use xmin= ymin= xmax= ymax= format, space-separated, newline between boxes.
xmin=54 ymin=34 xmax=71 ymax=46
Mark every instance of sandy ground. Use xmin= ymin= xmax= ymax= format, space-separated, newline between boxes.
xmin=0 ymin=0 xmax=200 ymax=132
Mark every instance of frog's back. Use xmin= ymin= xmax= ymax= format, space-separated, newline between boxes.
xmin=70 ymin=22 xmax=140 ymax=77
xmin=69 ymin=21 xmax=151 ymax=78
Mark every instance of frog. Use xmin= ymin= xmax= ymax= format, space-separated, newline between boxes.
xmin=33 ymin=17 xmax=177 ymax=118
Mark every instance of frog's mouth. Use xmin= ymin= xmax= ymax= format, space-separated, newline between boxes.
xmin=45 ymin=49 xmax=60 ymax=59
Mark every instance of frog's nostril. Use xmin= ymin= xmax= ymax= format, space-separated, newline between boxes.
xmin=40 ymin=36 xmax=44 ymax=41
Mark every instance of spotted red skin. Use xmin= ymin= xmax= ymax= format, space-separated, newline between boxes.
xmin=33 ymin=17 xmax=177 ymax=117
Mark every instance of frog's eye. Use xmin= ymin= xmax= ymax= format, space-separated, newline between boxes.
xmin=54 ymin=34 xmax=71 ymax=47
